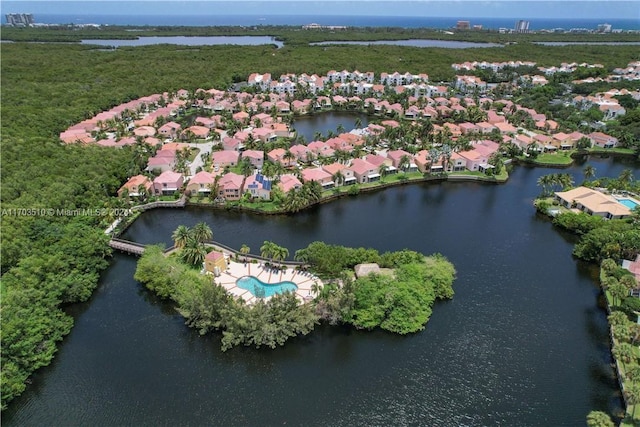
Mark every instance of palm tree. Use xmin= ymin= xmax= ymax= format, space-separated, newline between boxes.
xmin=398 ymin=155 xmax=411 ymax=174
xmin=583 ymin=165 xmax=596 ymax=182
xmin=180 ymin=237 xmax=207 ymax=267
xmin=608 ymin=311 xmax=628 ymax=326
xmin=192 ymin=222 xmax=213 ymax=244
xmin=240 ymin=158 xmax=254 ymax=177
xmin=283 ymin=149 xmax=296 ymax=167
xmin=260 ymin=240 xmax=276 ymax=264
xmin=557 ymin=173 xmax=574 ymax=191
xmin=619 ymin=169 xmax=635 ymax=186
xmin=537 ymin=174 xmax=554 ymax=197
xmin=428 ymin=148 xmax=441 ymax=172
xmin=610 ymin=282 xmax=629 ymax=306
xmin=586 ymin=410 xmax=614 ymax=427
xmin=240 ymin=244 xmax=251 ymax=273
xmin=172 ymin=225 xmax=191 ymax=249
xmin=332 ymin=170 xmax=345 ymax=187
xmin=310 ymin=281 xmax=322 ymax=297
xmin=626 ymin=383 xmax=640 ymax=421
xmin=613 ymin=342 xmax=636 ymax=367
xmin=136 ymin=184 xmax=148 ymax=202
xmin=378 ymin=163 xmax=388 ymax=180
xmin=273 ymin=245 xmax=289 ymax=280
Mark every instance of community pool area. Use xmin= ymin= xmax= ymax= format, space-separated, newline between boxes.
xmin=212 ymin=259 xmax=322 ymax=304
xmin=617 ymin=198 xmax=639 ymax=210
xmin=237 ymin=276 xmax=298 ymax=298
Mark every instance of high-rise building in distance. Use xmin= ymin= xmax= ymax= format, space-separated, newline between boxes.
xmin=456 ymin=20 xmax=471 ymax=30
xmin=515 ymin=20 xmax=530 ymax=33
xmin=5 ymin=13 xmax=34 ymax=26
xmin=597 ymin=23 xmax=612 ymax=33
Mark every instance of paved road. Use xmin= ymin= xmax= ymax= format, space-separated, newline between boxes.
xmin=185 ymin=131 xmax=227 ymax=177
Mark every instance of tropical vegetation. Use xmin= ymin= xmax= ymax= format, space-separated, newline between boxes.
xmin=1 ymin=25 xmax=638 ymax=410
xmin=134 ymin=239 xmax=455 ymax=349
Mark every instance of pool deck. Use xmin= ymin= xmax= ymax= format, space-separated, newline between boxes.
xmin=214 ymin=260 xmax=323 ymax=304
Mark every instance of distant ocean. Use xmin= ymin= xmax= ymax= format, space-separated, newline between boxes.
xmin=22 ymin=15 xmax=640 ymax=31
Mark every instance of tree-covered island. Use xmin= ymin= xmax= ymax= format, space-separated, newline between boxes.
xmin=134 ymin=231 xmax=456 ymax=351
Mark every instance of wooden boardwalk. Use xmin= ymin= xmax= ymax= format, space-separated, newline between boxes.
xmin=109 ymin=238 xmax=147 ymax=256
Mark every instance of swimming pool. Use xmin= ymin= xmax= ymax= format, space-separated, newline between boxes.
xmin=236 ymin=276 xmax=298 ymax=298
xmin=617 ymin=198 xmax=639 ymax=210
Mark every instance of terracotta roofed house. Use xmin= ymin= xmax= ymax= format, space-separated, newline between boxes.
xmin=152 ymin=171 xmax=184 ymax=195
xmin=241 ymin=150 xmax=264 ymax=169
xmin=217 ymin=172 xmax=245 ymax=201
xmin=554 ymin=186 xmax=632 ymax=219
xmin=118 ymin=175 xmax=153 ymax=198
xmin=350 ymin=158 xmax=380 ymax=183
xmin=245 ymin=173 xmax=272 ymax=200
xmin=322 ymin=162 xmax=357 ymax=186
xmin=278 ymin=174 xmax=303 ymax=193
xmin=211 ymin=150 xmax=240 ymax=169
xmin=186 ymin=171 xmax=215 ymax=195
xmin=301 ymin=168 xmax=334 ymax=189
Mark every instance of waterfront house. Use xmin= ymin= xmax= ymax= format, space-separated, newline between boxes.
xmin=118 ymin=175 xmax=153 ymax=198
xmin=457 ymin=140 xmax=499 ymax=172
xmin=551 ymin=132 xmax=575 ymax=150
xmin=554 ymin=186 xmax=631 ymax=219
xmin=322 ymin=162 xmax=357 ymax=186
xmin=152 ymin=171 xmax=184 ymax=195
xmin=245 ymin=173 xmax=272 ymax=200
xmin=350 ymin=158 xmax=380 ymax=183
xmin=301 ymin=168 xmax=334 ymax=189
xmin=218 ymin=172 xmax=245 ymax=201
xmin=413 ymin=150 xmax=431 ymax=173
xmin=185 ymin=171 xmax=215 ymax=196
xmin=278 ymin=174 xmax=302 ymax=193
xmin=387 ymin=149 xmax=416 ymax=171
xmin=589 ymin=132 xmax=619 ymax=148
xmin=622 ymin=255 xmax=640 ymax=284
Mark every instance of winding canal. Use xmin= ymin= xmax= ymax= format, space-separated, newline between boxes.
xmin=4 ymin=156 xmax=638 ymax=426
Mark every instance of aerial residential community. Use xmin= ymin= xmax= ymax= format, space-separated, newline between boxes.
xmin=60 ymin=62 xmax=640 ymax=221
xmin=3 ymin=3 xmax=640 ymax=426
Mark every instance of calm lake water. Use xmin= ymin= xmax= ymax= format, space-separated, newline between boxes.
xmin=292 ymin=112 xmax=370 ymax=142
xmin=4 ymin=156 xmax=639 ymax=426
xmin=310 ymin=39 xmax=503 ymax=48
xmin=80 ymin=36 xmax=284 ymax=48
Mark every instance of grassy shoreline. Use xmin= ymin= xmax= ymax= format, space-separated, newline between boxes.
xmin=184 ymin=171 xmax=507 ymax=215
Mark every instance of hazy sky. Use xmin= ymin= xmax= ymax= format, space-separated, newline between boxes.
xmin=3 ymin=1 xmax=639 ymax=20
